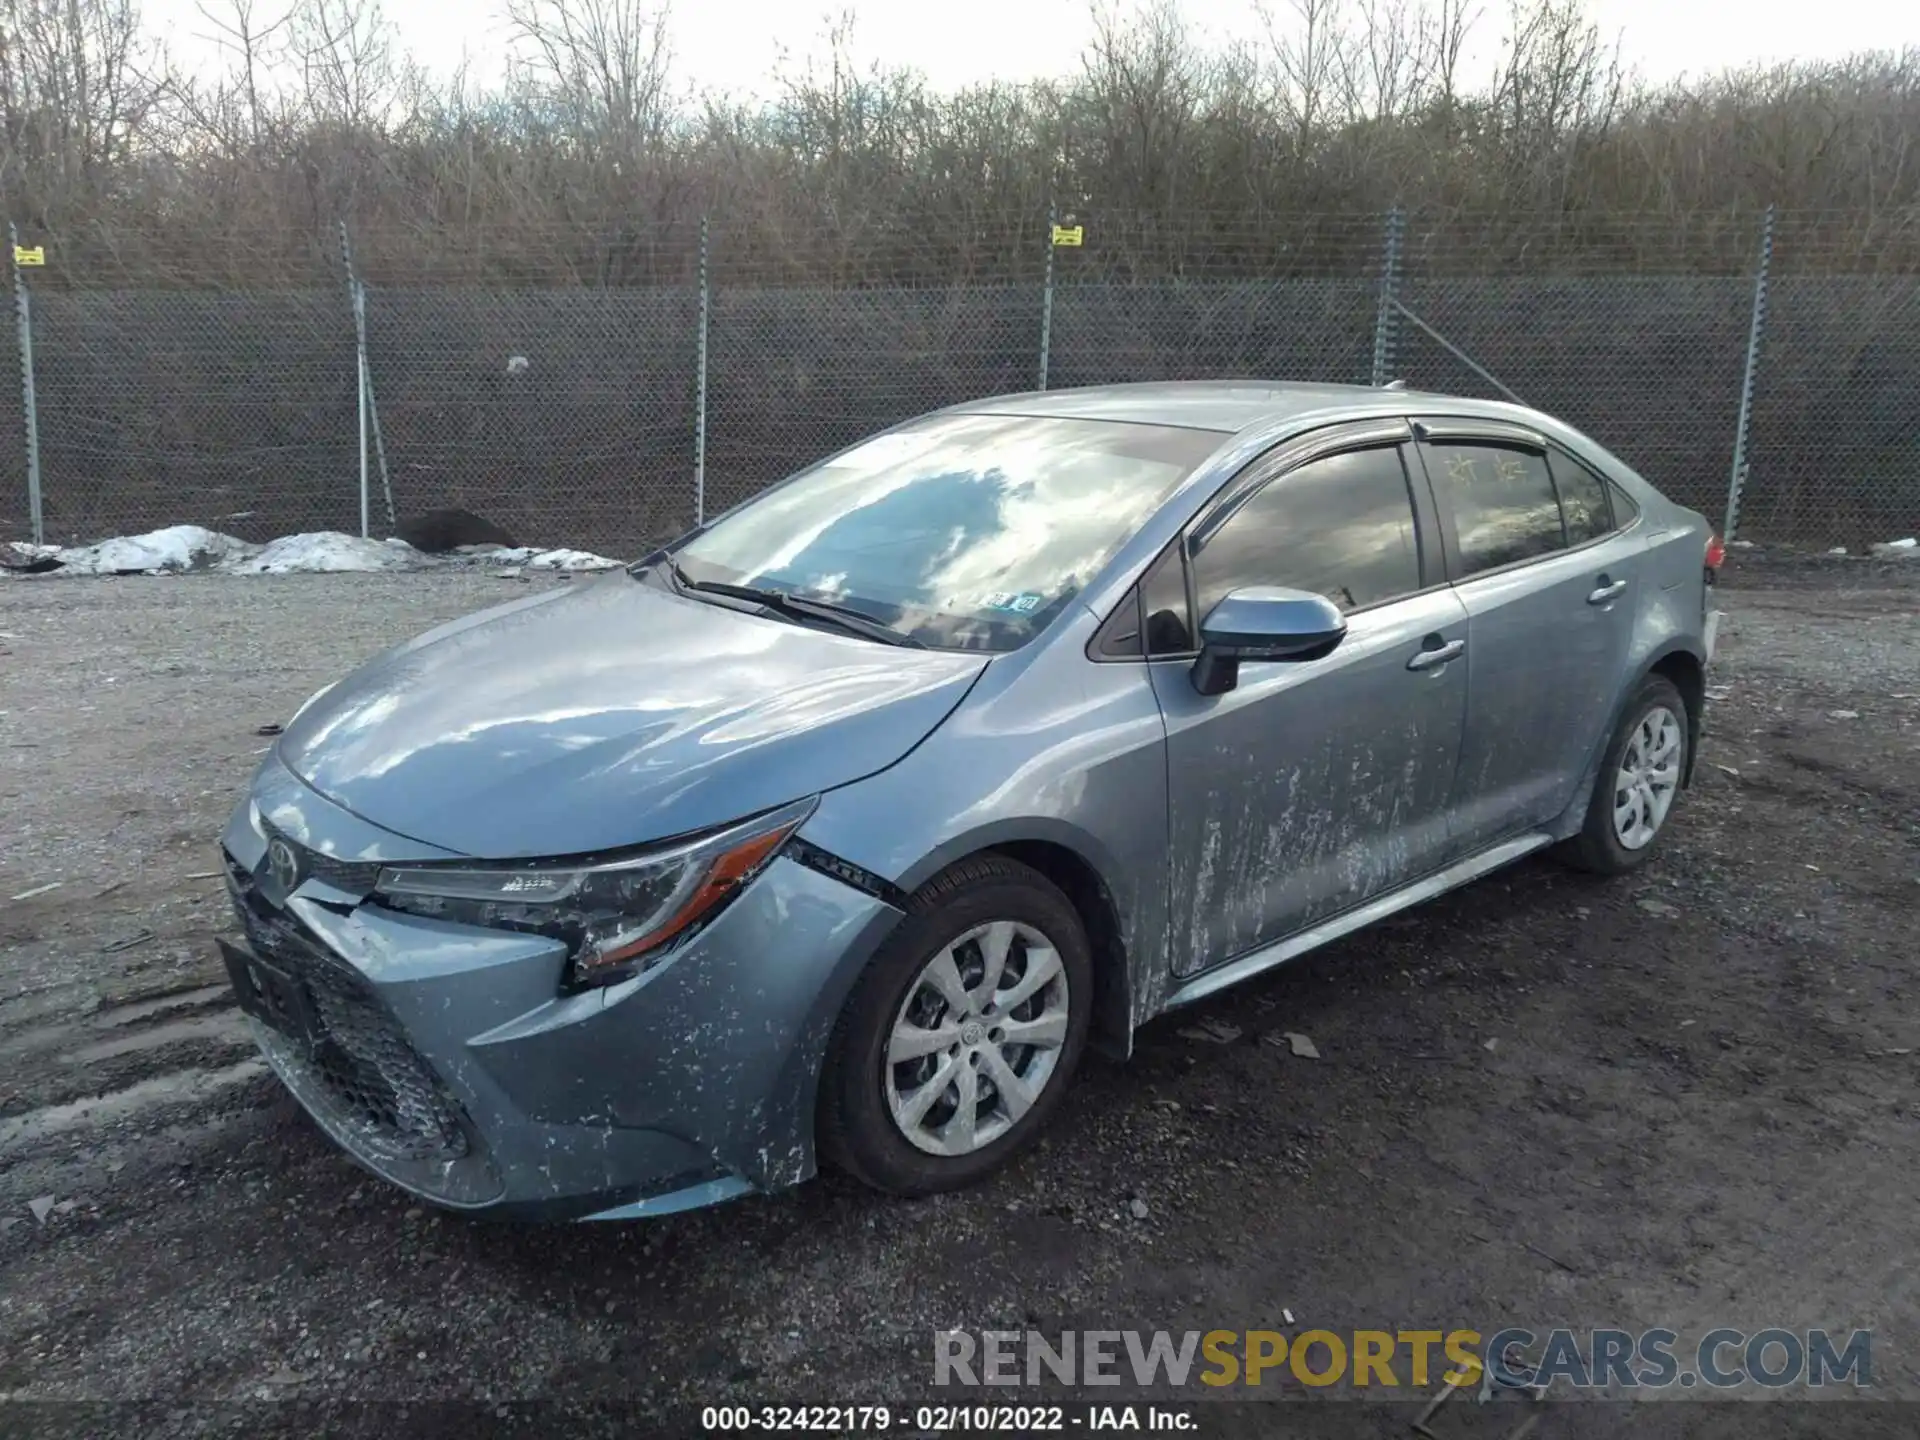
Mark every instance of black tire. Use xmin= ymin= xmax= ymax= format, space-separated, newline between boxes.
xmin=1560 ymin=674 xmax=1689 ymax=875
xmin=818 ymin=854 xmax=1094 ymax=1196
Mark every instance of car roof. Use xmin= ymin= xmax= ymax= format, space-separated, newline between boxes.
xmin=947 ymin=379 xmax=1463 ymax=434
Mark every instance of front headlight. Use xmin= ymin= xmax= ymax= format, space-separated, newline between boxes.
xmin=371 ymin=796 xmax=817 ymax=989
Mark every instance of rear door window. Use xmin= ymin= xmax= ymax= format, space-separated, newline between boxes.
xmin=1422 ymin=440 xmax=1565 ymax=577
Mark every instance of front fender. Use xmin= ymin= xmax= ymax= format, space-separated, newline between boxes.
xmin=796 ymin=610 xmax=1176 ymax=1053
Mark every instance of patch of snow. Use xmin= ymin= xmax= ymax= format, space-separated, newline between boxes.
xmin=529 ymin=549 xmax=621 ymax=571
xmin=1870 ymin=537 xmax=1917 ymax=559
xmin=482 ymin=546 xmax=620 ymax=571
xmin=13 ymin=525 xmax=618 ymax=577
xmin=53 ymin=525 xmax=255 ymax=575
xmin=224 ymin=532 xmax=421 ymax=574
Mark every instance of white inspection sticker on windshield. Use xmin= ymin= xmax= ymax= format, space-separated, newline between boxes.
xmin=943 ymin=590 xmax=1047 ymax=615
xmin=981 ymin=591 xmax=1046 ymax=614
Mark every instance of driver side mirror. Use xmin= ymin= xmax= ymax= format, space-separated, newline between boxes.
xmin=1191 ymin=587 xmax=1347 ymax=696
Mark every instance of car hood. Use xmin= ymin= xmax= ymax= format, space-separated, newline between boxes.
xmin=279 ymin=573 xmax=989 ymax=858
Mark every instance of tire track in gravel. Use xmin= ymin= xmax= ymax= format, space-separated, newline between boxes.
xmin=0 ymin=978 xmax=263 ymax=1184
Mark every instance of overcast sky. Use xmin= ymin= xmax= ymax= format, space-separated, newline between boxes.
xmin=144 ymin=0 xmax=1913 ymax=102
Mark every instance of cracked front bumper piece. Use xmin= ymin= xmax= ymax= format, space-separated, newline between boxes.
xmin=219 ymin=757 xmax=901 ymax=1221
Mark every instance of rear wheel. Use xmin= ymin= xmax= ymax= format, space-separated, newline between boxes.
xmin=1561 ymin=674 xmax=1688 ymax=874
xmin=818 ymin=855 xmax=1093 ymax=1196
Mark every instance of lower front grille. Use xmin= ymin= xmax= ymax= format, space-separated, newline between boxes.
xmin=227 ymin=865 xmax=473 ymax=1168
xmin=303 ymin=976 xmax=471 ymax=1165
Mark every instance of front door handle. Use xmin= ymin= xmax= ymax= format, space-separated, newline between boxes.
xmin=1588 ymin=578 xmax=1629 ymax=604
xmin=1407 ymin=638 xmax=1466 ymax=671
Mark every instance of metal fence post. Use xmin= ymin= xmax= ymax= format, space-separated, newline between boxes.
xmin=1723 ymin=204 xmax=1775 ymax=542
xmin=339 ymin=222 xmax=396 ymax=535
xmin=363 ymin=281 xmax=394 ymax=533
xmin=10 ymin=224 xmax=43 ymax=545
xmin=1371 ymin=206 xmax=1406 ymax=387
xmin=354 ymin=289 xmax=369 ymax=538
xmin=694 ymin=215 xmax=710 ymax=526
xmin=1038 ymin=203 xmax=1057 ymax=392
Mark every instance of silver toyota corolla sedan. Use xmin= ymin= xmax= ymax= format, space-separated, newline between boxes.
xmin=218 ymin=381 xmax=1724 ymax=1220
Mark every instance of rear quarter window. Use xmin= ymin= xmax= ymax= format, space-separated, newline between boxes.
xmin=1548 ymin=451 xmax=1616 ymax=543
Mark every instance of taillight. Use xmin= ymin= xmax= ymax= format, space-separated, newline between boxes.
xmin=1704 ymin=533 xmax=1726 ymax=574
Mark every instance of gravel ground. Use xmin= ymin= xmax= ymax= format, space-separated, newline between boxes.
xmin=1 ymin=554 xmax=1917 ymax=1437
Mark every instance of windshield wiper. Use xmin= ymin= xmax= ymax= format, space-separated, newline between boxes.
xmin=779 ymin=592 xmax=929 ymax=648
xmin=666 ymin=561 xmax=925 ymax=648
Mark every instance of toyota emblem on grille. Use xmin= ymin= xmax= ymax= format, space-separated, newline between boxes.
xmin=266 ymin=837 xmax=302 ymax=893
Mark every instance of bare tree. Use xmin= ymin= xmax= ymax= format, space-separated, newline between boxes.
xmin=0 ymin=0 xmax=1911 ymax=288
xmin=1490 ymin=0 xmax=1624 ymax=155
xmin=1258 ymin=0 xmax=1348 ymax=148
xmin=292 ymin=0 xmax=398 ymax=129
xmin=0 ymin=0 xmax=165 ymax=216
xmin=1080 ymin=1 xmax=1205 ymax=208
xmin=193 ymin=0 xmax=292 ymax=145
xmin=1336 ymin=0 xmax=1416 ymax=121
xmin=1429 ymin=0 xmax=1477 ymax=120
xmin=502 ymin=0 xmax=674 ymax=153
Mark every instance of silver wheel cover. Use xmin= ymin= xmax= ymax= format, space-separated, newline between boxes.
xmin=884 ymin=920 xmax=1070 ymax=1157
xmin=1613 ymin=704 xmax=1682 ymax=850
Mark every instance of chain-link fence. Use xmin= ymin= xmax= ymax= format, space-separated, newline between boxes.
xmin=1386 ymin=276 xmax=1757 ymax=524
xmin=1 ymin=209 xmax=1914 ymax=554
xmin=706 ymin=282 xmax=1041 ymax=520
xmin=365 ymin=287 xmax=700 ymax=550
xmin=26 ymin=289 xmax=359 ymax=541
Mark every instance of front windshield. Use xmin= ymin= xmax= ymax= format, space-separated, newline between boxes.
xmin=670 ymin=413 xmax=1220 ymax=652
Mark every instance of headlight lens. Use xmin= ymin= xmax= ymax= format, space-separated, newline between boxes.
xmin=371 ymin=796 xmax=816 ymax=988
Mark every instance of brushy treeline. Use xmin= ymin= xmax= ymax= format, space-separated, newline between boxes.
xmin=0 ymin=0 xmax=1915 ymax=286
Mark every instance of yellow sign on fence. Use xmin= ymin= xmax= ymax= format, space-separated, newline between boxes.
xmin=1050 ymin=225 xmax=1084 ymax=248
xmin=13 ymin=245 xmax=44 ymax=266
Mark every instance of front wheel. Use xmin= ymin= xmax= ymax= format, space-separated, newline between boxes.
xmin=818 ymin=855 xmax=1093 ymax=1196
xmin=1560 ymin=674 xmax=1689 ymax=874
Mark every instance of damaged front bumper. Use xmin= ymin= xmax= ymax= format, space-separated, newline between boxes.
xmin=219 ymin=755 xmax=900 ymax=1221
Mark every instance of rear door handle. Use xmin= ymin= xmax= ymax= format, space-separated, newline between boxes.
xmin=1407 ymin=638 xmax=1466 ymax=671
xmin=1588 ymin=578 xmax=1629 ymax=604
